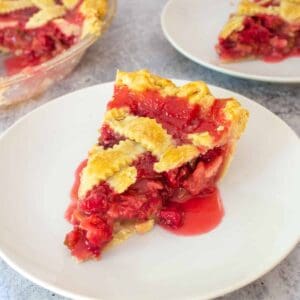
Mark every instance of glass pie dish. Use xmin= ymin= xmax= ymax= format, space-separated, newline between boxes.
xmin=0 ymin=0 xmax=116 ymax=108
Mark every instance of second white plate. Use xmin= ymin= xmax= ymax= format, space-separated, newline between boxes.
xmin=161 ymin=0 xmax=300 ymax=83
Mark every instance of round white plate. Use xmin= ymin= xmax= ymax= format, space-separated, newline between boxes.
xmin=0 ymin=82 xmax=299 ymax=300
xmin=161 ymin=0 xmax=300 ymax=83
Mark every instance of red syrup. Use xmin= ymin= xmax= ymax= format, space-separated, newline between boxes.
xmin=65 ymin=159 xmax=87 ymax=222
xmin=160 ymin=187 xmax=224 ymax=236
xmin=70 ymin=159 xmax=87 ymax=201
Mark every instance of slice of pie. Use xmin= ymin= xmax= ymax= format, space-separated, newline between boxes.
xmin=64 ymin=70 xmax=249 ymax=262
xmin=0 ymin=0 xmax=107 ymax=75
xmin=216 ymin=0 xmax=300 ymax=62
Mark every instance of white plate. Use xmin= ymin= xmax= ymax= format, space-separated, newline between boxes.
xmin=161 ymin=0 xmax=300 ymax=83
xmin=0 ymin=81 xmax=299 ymax=300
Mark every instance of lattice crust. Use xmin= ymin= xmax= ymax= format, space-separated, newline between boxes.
xmin=62 ymin=0 xmax=80 ymax=10
xmin=80 ymin=71 xmax=249 ymax=196
xmin=176 ymin=82 xmax=215 ymax=112
xmin=31 ymin=0 xmax=57 ymax=9
xmin=188 ymin=132 xmax=215 ymax=149
xmin=105 ymin=108 xmax=173 ymax=157
xmin=107 ymin=166 xmax=137 ymax=194
xmin=0 ymin=0 xmax=107 ymax=38
xmin=154 ymin=145 xmax=199 ymax=173
xmin=105 ymin=108 xmax=203 ymax=174
xmin=78 ymin=140 xmax=145 ymax=198
xmin=116 ymin=70 xmax=215 ymax=112
xmin=26 ymin=5 xmax=66 ymax=29
xmin=52 ymin=18 xmax=81 ymax=37
xmin=280 ymin=0 xmax=300 ymax=21
xmin=105 ymin=107 xmax=242 ymax=173
xmin=105 ymin=108 xmax=206 ymax=173
xmin=237 ymin=0 xmax=280 ymax=16
xmin=239 ymin=0 xmax=300 ymax=21
xmin=219 ymin=0 xmax=300 ymax=39
xmin=116 ymin=70 xmax=178 ymax=96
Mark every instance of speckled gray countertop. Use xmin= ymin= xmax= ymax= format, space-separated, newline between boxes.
xmin=0 ymin=1 xmax=299 ymax=299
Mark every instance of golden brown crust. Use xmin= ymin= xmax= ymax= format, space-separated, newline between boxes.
xmin=280 ymin=0 xmax=300 ymax=21
xmin=62 ymin=0 xmax=80 ymax=10
xmin=26 ymin=5 xmax=66 ymax=29
xmin=79 ymin=0 xmax=108 ymax=38
xmin=105 ymin=108 xmax=173 ymax=157
xmin=107 ymin=166 xmax=137 ymax=194
xmin=79 ymin=140 xmax=144 ymax=198
xmin=237 ymin=0 xmax=280 ymax=17
xmin=154 ymin=145 xmax=199 ymax=173
xmin=219 ymin=15 xmax=246 ymax=39
xmin=188 ymin=131 xmax=215 ymax=149
xmin=116 ymin=70 xmax=178 ymax=96
xmin=52 ymin=18 xmax=81 ymax=36
xmin=116 ymin=70 xmax=215 ymax=112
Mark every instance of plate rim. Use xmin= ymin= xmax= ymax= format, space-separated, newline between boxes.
xmin=161 ymin=0 xmax=300 ymax=83
xmin=0 ymin=81 xmax=299 ymax=300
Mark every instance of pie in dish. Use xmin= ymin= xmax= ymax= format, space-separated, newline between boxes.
xmin=216 ymin=0 xmax=300 ymax=62
xmin=64 ymin=70 xmax=249 ymax=262
xmin=0 ymin=0 xmax=107 ymax=75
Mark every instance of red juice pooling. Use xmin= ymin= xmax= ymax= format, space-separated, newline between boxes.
xmin=160 ymin=188 xmax=224 ymax=236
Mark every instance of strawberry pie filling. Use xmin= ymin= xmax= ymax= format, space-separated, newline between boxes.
xmin=110 ymin=86 xmax=229 ymax=143
xmin=65 ymin=88 xmax=228 ymax=261
xmin=217 ymin=14 xmax=300 ymax=62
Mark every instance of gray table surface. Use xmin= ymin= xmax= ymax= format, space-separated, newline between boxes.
xmin=0 ymin=1 xmax=299 ymax=299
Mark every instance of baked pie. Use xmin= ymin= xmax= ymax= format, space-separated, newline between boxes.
xmin=64 ymin=70 xmax=249 ymax=262
xmin=216 ymin=0 xmax=300 ymax=62
xmin=0 ymin=0 xmax=107 ymax=75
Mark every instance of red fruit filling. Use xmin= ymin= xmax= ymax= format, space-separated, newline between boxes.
xmin=108 ymin=86 xmax=229 ymax=144
xmin=65 ymin=89 xmax=228 ymax=261
xmin=161 ymin=187 xmax=224 ymax=236
xmin=0 ymin=2 xmax=84 ymax=75
xmin=217 ymin=14 xmax=300 ymax=62
xmin=158 ymin=205 xmax=184 ymax=229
